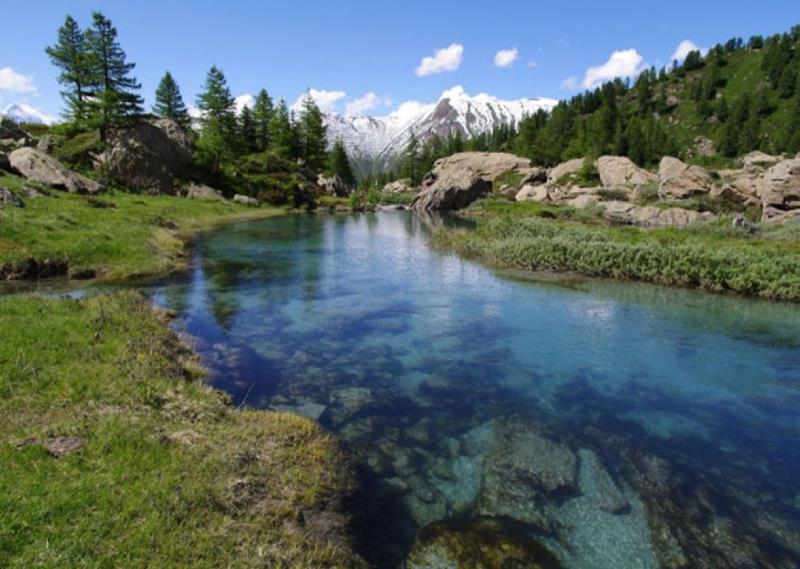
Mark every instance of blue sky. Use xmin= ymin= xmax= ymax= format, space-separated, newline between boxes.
xmin=1 ymin=0 xmax=799 ymax=121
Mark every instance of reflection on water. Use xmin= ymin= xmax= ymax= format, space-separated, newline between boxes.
xmin=150 ymin=212 xmax=800 ymax=568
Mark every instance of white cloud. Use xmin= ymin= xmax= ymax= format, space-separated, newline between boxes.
xmin=1 ymin=102 xmax=56 ymax=125
xmin=415 ymin=43 xmax=464 ymax=77
xmin=234 ymin=93 xmax=255 ymax=114
xmin=0 ymin=67 xmax=37 ymax=94
xmin=560 ymin=76 xmax=579 ymax=91
xmin=345 ymin=92 xmax=392 ymax=116
xmin=494 ymin=48 xmax=519 ymax=68
xmin=582 ymin=49 xmax=644 ymax=89
xmin=292 ymin=88 xmax=347 ymax=113
xmin=671 ymin=40 xmax=706 ymax=63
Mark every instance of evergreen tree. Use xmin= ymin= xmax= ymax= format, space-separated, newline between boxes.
xmin=252 ymin=89 xmax=273 ymax=152
xmin=152 ymin=71 xmax=190 ymax=129
xmin=398 ymin=134 xmax=421 ymax=185
xmin=327 ymin=140 xmax=356 ymax=186
xmin=297 ymin=94 xmax=328 ymax=171
xmin=84 ymin=12 xmax=143 ymax=139
xmin=780 ymin=77 xmax=800 ymax=153
xmin=46 ymin=15 xmax=91 ymax=126
xmin=268 ymin=99 xmax=295 ymax=160
xmin=238 ymin=105 xmax=257 ymax=154
xmin=195 ymin=65 xmax=236 ymax=172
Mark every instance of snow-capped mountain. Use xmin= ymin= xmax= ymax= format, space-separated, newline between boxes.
xmin=324 ymin=86 xmax=558 ymax=174
xmin=1 ymin=102 xmax=57 ymax=125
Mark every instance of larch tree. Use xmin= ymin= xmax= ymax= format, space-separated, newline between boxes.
xmin=268 ymin=99 xmax=295 ymax=160
xmin=252 ymin=89 xmax=274 ymax=152
xmin=327 ymin=140 xmax=356 ymax=186
xmin=298 ymin=94 xmax=328 ymax=171
xmin=153 ymin=71 xmax=190 ymax=129
xmin=238 ymin=105 xmax=257 ymax=154
xmin=195 ymin=65 xmax=236 ymax=171
xmin=46 ymin=15 xmax=92 ymax=126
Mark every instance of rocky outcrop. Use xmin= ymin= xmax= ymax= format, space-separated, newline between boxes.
xmin=186 ymin=183 xmax=225 ymax=201
xmin=233 ymin=194 xmax=259 ymax=206
xmin=742 ymin=150 xmax=781 ymax=171
xmin=382 ymin=179 xmax=413 ymax=194
xmin=412 ymin=152 xmax=531 ymax=211
xmin=0 ymin=187 xmax=23 ymax=208
xmin=658 ymin=157 xmax=713 ymax=199
xmin=317 ymin=174 xmax=350 ymax=197
xmin=0 ymin=117 xmax=29 ymax=150
xmin=99 ymin=118 xmax=191 ymax=194
xmin=548 ymin=158 xmax=585 ymax=185
xmin=602 ymin=201 xmax=713 ymax=227
xmin=597 ymin=156 xmax=656 ymax=187
xmin=516 ymin=184 xmax=550 ymax=203
xmin=9 ymin=147 xmax=101 ymax=194
xmin=759 ymin=157 xmax=800 ymax=222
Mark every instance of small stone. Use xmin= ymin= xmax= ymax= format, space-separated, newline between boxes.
xmin=43 ymin=437 xmax=85 ymax=457
xmin=0 ymin=186 xmax=23 ymax=208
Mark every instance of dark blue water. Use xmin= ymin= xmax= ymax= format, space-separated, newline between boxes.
xmin=149 ymin=212 xmax=800 ymax=568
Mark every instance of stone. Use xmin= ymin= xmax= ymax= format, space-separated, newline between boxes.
xmin=692 ymin=136 xmax=716 ymax=158
xmin=596 ymin=156 xmax=656 ymax=187
xmin=382 ymin=179 xmax=413 ymax=193
xmin=732 ymin=213 xmax=760 ymax=236
xmin=36 ymin=134 xmax=56 ymax=154
xmin=0 ymin=187 xmax=23 ymax=208
xmin=602 ymin=201 xmax=713 ymax=227
xmin=0 ymin=151 xmax=10 ymax=172
xmin=742 ymin=150 xmax=781 ymax=171
xmin=186 ymin=183 xmax=225 ymax=201
xmin=577 ymin=449 xmax=629 ymax=514
xmin=658 ymin=156 xmax=714 ymax=199
xmin=8 ymin=147 xmax=101 ymax=194
xmin=759 ymin=157 xmax=800 ymax=223
xmin=317 ymin=174 xmax=351 ymax=197
xmin=520 ymin=166 xmax=548 ymax=185
xmin=376 ymin=204 xmax=409 ymax=211
xmin=516 ymin=184 xmax=549 ymax=202
xmin=99 ymin=118 xmax=191 ymax=194
xmin=412 ymin=152 xmax=532 ymax=211
xmin=20 ymin=185 xmax=43 ymax=198
xmin=568 ymin=194 xmax=601 ymax=209
xmin=547 ymin=158 xmax=585 ymax=185
xmin=0 ymin=117 xmax=28 ymax=142
xmin=43 ymin=437 xmax=85 ymax=457
xmin=233 ymin=194 xmax=259 ymax=206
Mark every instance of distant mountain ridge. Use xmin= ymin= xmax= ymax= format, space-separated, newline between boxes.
xmin=1 ymin=103 xmax=56 ymax=125
xmin=324 ymin=86 xmax=557 ymax=175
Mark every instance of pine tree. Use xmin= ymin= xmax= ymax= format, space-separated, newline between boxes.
xmin=84 ymin=12 xmax=143 ymax=139
xmin=327 ymin=140 xmax=356 ymax=186
xmin=152 ymin=71 xmax=190 ymax=129
xmin=46 ymin=15 xmax=91 ymax=126
xmin=252 ymin=89 xmax=273 ymax=152
xmin=780 ymin=77 xmax=800 ymax=153
xmin=298 ymin=94 xmax=328 ymax=171
xmin=398 ymin=134 xmax=421 ymax=185
xmin=238 ymin=105 xmax=257 ymax=154
xmin=195 ymin=66 xmax=236 ymax=171
xmin=268 ymin=99 xmax=295 ymax=160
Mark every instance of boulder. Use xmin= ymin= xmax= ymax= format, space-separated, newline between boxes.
xmin=186 ymin=183 xmax=225 ymax=201
xmin=232 ymin=194 xmax=259 ymax=206
xmin=36 ymin=135 xmax=56 ymax=154
xmin=602 ymin=200 xmax=713 ymax=227
xmin=382 ymin=179 xmax=413 ymax=194
xmin=759 ymin=157 xmax=800 ymax=222
xmin=0 ymin=187 xmax=23 ymax=208
xmin=515 ymin=184 xmax=549 ymax=202
xmin=568 ymin=194 xmax=601 ymax=209
xmin=547 ymin=158 xmax=584 ymax=185
xmin=742 ymin=150 xmax=781 ymax=172
xmin=317 ymin=174 xmax=350 ymax=197
xmin=412 ymin=152 xmax=531 ymax=211
xmin=0 ymin=117 xmax=29 ymax=148
xmin=658 ymin=156 xmax=713 ymax=199
xmin=9 ymin=147 xmax=101 ymax=194
xmin=596 ymin=156 xmax=656 ymax=187
xmin=99 ymin=118 xmax=191 ymax=194
xmin=520 ymin=166 xmax=548 ymax=185
xmin=0 ymin=151 xmax=9 ymax=172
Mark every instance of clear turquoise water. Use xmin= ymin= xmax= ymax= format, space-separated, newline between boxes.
xmin=149 ymin=212 xmax=800 ymax=568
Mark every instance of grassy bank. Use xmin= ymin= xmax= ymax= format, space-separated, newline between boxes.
xmin=435 ymin=200 xmax=800 ymax=302
xmin=0 ymin=291 xmax=366 ymax=567
xmin=0 ymin=172 xmax=282 ymax=281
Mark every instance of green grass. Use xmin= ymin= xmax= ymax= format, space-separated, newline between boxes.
xmin=0 ymin=173 xmax=282 ymax=280
xmin=437 ymin=200 xmax=800 ymax=301
xmin=0 ymin=291 xmax=366 ymax=568
xmin=492 ymin=170 xmax=525 ymax=193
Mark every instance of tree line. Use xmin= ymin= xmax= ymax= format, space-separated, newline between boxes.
xmin=46 ymin=12 xmax=356 ymax=185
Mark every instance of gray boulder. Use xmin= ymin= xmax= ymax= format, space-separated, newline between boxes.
xmin=515 ymin=184 xmax=549 ymax=202
xmin=382 ymin=179 xmax=413 ymax=194
xmin=759 ymin=157 xmax=800 ymax=223
xmin=547 ymin=158 xmax=585 ymax=185
xmin=602 ymin=200 xmax=713 ymax=227
xmin=0 ymin=117 xmax=29 ymax=150
xmin=412 ymin=152 xmax=531 ymax=211
xmin=232 ymin=194 xmax=259 ymax=206
xmin=317 ymin=174 xmax=350 ymax=197
xmin=742 ymin=150 xmax=781 ymax=172
xmin=9 ymin=147 xmax=101 ymax=194
xmin=596 ymin=156 xmax=656 ymax=187
xmin=0 ymin=187 xmax=23 ymax=208
xmin=99 ymin=118 xmax=191 ymax=194
xmin=186 ymin=183 xmax=224 ymax=201
xmin=658 ymin=156 xmax=713 ymax=199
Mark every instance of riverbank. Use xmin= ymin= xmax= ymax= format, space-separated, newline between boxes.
xmin=433 ymin=199 xmax=800 ymax=302
xmin=0 ymin=291 xmax=367 ymax=567
xmin=0 ymin=172 xmax=285 ymax=281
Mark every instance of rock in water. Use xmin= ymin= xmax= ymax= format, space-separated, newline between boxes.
xmin=759 ymin=157 xmax=800 ymax=223
xmin=8 ymin=147 xmax=101 ymax=194
xmin=596 ymin=156 xmax=656 ymax=187
xmin=186 ymin=183 xmax=225 ymax=201
xmin=412 ymin=152 xmax=531 ymax=211
xmin=100 ymin=118 xmax=191 ymax=194
xmin=657 ymin=156 xmax=713 ymax=199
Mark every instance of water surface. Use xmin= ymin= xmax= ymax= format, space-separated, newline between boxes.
xmin=150 ymin=212 xmax=800 ymax=568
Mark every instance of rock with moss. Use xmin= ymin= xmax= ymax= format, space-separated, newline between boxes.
xmin=516 ymin=184 xmax=550 ymax=202
xmin=186 ymin=183 xmax=225 ymax=201
xmin=8 ymin=147 xmax=102 ymax=194
xmin=602 ymin=201 xmax=713 ymax=227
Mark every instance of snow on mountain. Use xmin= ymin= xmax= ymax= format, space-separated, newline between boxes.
xmin=1 ymin=102 xmax=57 ymax=125
xmin=324 ymin=86 xmax=558 ymax=174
